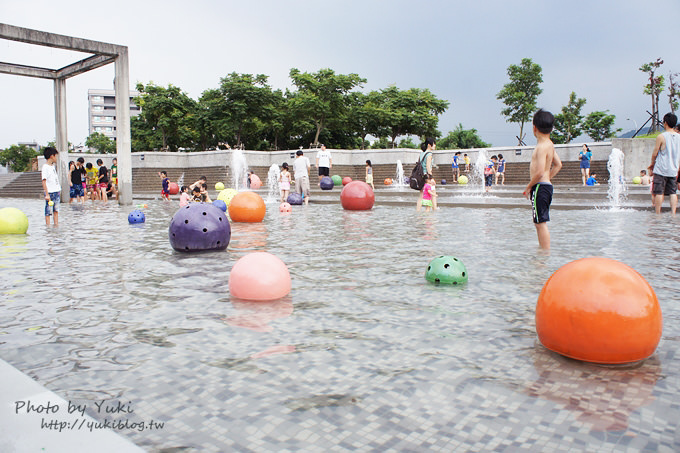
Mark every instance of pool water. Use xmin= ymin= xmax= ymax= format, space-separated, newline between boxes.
xmin=1 ymin=198 xmax=679 ymax=451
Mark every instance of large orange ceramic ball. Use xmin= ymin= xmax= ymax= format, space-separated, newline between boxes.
xmin=250 ymin=174 xmax=262 ymax=189
xmin=384 ymin=178 xmax=393 ymax=185
xmin=228 ymin=191 xmax=266 ymax=222
xmin=340 ymin=180 xmax=375 ymax=210
xmin=229 ymin=252 xmax=291 ymax=301
xmin=536 ymin=257 xmax=662 ymax=364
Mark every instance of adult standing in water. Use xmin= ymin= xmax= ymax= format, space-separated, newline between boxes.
xmin=648 ymin=112 xmax=680 ymax=214
xmin=417 ymin=138 xmax=435 ymax=211
xmin=579 ymin=144 xmax=592 ymax=185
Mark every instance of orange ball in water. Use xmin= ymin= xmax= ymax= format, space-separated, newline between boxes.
xmin=228 ymin=191 xmax=266 ymax=222
xmin=384 ymin=178 xmax=393 ymax=185
xmin=229 ymin=252 xmax=291 ymax=301
xmin=536 ymin=257 xmax=662 ymax=364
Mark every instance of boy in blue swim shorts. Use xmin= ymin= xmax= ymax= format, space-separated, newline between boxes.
xmin=524 ymin=109 xmax=562 ymax=250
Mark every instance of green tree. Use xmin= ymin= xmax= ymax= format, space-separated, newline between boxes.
xmin=639 ymin=58 xmax=664 ymax=132
xmin=133 ymin=82 xmax=197 ymax=151
xmin=289 ymin=68 xmax=366 ymax=145
xmin=346 ymin=91 xmax=390 ymax=150
xmin=370 ymin=137 xmax=390 ymax=149
xmin=437 ymin=124 xmax=490 ymax=149
xmin=582 ymin=111 xmax=622 ymax=141
xmin=497 ymin=58 xmax=543 ymax=145
xmin=85 ymin=132 xmax=117 ymax=153
xmin=398 ymin=137 xmax=419 ymax=149
xmin=379 ymin=86 xmax=449 ymax=147
xmin=0 ymin=144 xmax=38 ymax=172
xmin=551 ymin=92 xmax=587 ymax=144
xmin=217 ymin=73 xmax=277 ymax=148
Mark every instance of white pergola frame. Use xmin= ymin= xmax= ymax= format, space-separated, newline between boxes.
xmin=0 ymin=23 xmax=133 ymax=205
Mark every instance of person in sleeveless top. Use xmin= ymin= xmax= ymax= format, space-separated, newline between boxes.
xmin=649 ymin=112 xmax=680 ymax=214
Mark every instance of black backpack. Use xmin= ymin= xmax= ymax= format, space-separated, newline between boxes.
xmin=409 ymin=152 xmax=431 ymax=190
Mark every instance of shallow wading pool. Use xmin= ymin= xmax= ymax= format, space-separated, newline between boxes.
xmin=1 ymin=198 xmax=679 ymax=451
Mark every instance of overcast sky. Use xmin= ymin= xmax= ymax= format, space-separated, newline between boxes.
xmin=1 ymin=0 xmax=679 ymax=150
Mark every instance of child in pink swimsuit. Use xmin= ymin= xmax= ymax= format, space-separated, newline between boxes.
xmin=279 ymin=162 xmax=292 ymax=202
xmin=422 ymin=174 xmax=437 ymax=212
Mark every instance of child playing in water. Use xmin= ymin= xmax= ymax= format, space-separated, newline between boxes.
xmin=86 ymin=162 xmax=99 ymax=201
xmin=159 ymin=171 xmax=170 ymax=201
xmin=484 ymin=156 xmax=497 ymax=192
xmin=179 ymin=186 xmax=191 ymax=207
xmin=200 ymin=183 xmax=212 ymax=202
xmin=464 ymin=153 xmax=471 ymax=172
xmin=640 ymin=169 xmax=650 ymax=185
xmin=279 ymin=162 xmax=291 ymax=202
xmin=191 ymin=186 xmax=203 ymax=202
xmin=365 ymin=160 xmax=374 ymax=189
xmin=524 ymin=109 xmax=562 ymax=250
xmin=421 ymin=174 xmax=437 ymax=212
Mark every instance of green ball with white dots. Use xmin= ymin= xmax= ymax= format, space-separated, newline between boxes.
xmin=425 ymin=256 xmax=468 ymax=285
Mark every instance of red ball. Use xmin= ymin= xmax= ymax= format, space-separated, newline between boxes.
xmin=384 ymin=178 xmax=393 ymax=185
xmin=168 ymin=182 xmax=179 ymax=195
xmin=342 ymin=177 xmax=352 ymax=186
xmin=340 ymin=180 xmax=375 ymax=210
xmin=536 ymin=257 xmax=662 ymax=364
xmin=228 ymin=191 xmax=266 ymax=222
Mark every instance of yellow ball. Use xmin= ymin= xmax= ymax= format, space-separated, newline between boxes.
xmin=458 ymin=175 xmax=469 ymax=185
xmin=48 ymin=201 xmax=54 ymax=206
xmin=217 ymin=188 xmax=238 ymax=206
xmin=632 ymin=176 xmax=641 ymax=185
xmin=215 ymin=182 xmax=225 ymax=191
xmin=0 ymin=207 xmax=29 ymax=234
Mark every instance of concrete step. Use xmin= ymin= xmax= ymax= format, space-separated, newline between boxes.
xmin=0 ymin=172 xmax=43 ymax=198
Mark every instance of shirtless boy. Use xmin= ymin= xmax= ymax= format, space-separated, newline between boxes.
xmin=524 ymin=109 xmax=562 ymax=250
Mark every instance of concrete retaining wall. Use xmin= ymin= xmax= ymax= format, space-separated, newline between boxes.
xmin=47 ymin=141 xmax=611 ymax=169
xmin=611 ymin=138 xmax=655 ymax=181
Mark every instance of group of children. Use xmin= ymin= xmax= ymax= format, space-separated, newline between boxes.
xmin=452 ymin=152 xmax=506 ymax=188
xmin=157 ymin=172 xmax=213 ymax=206
xmin=68 ymin=157 xmax=118 ymax=203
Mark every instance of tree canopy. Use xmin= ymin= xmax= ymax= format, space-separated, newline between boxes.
xmin=551 ymin=92 xmax=587 ymax=144
xmin=497 ymin=58 xmax=543 ymax=145
xmin=85 ymin=132 xmax=116 ymax=153
xmin=582 ymin=111 xmax=621 ymax=141
xmin=437 ymin=124 xmax=490 ymax=149
xmin=128 ymin=69 xmax=450 ymax=152
xmin=0 ymin=144 xmax=38 ymax=172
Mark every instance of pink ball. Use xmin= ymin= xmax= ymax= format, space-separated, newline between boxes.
xmin=229 ymin=252 xmax=291 ymax=301
xmin=342 ymin=176 xmax=352 ymax=186
xmin=279 ymin=202 xmax=292 ymax=212
xmin=340 ymin=180 xmax=375 ymax=210
xmin=250 ymin=174 xmax=262 ymax=189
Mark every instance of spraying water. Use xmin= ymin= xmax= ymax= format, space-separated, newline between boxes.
xmin=607 ymin=147 xmax=627 ymax=209
xmin=394 ymin=160 xmax=405 ymax=189
xmin=177 ymin=172 xmax=184 ymax=189
xmin=266 ymin=164 xmax=280 ymax=203
xmin=470 ymin=149 xmax=490 ymax=196
xmin=230 ymin=149 xmax=249 ymax=191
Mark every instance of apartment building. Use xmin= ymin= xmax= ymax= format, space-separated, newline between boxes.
xmin=88 ymin=89 xmax=141 ymax=140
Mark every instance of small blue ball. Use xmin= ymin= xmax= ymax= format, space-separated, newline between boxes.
xmin=212 ymin=199 xmax=227 ymax=212
xmin=128 ymin=210 xmax=145 ymax=224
